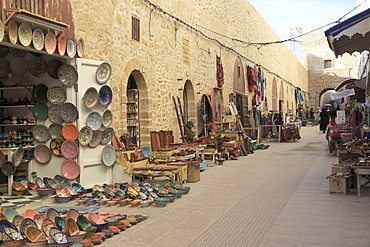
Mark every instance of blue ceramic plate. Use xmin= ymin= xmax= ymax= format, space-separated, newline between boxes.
xmin=101 ymin=144 xmax=116 ymax=167
xmin=86 ymin=112 xmax=102 ymax=131
xmin=98 ymin=85 xmax=112 ymax=108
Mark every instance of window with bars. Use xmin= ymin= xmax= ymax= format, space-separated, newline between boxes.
xmin=132 ymin=16 xmax=140 ymax=42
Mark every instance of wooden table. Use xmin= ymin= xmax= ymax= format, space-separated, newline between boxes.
xmin=352 ymin=167 xmax=370 ymax=197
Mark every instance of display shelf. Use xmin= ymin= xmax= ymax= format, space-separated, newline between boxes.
xmin=0 ymin=123 xmax=36 ymax=127
xmin=0 ymin=105 xmax=35 ymax=108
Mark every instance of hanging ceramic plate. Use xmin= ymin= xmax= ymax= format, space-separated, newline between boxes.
xmin=0 ymin=45 xmax=9 ymax=57
xmin=83 ymin=87 xmax=98 ymax=109
xmin=60 ymin=102 xmax=78 ymax=123
xmin=57 ymin=35 xmax=66 ymax=56
xmin=50 ymin=138 xmax=63 ymax=157
xmin=12 ymin=147 xmax=24 ymax=168
xmin=45 ymin=32 xmax=56 ymax=55
xmin=32 ymin=28 xmax=45 ymax=51
xmin=47 ymin=86 xmax=66 ymax=105
xmin=101 ymin=127 xmax=114 ymax=145
xmin=49 ymin=123 xmax=64 ymax=139
xmin=86 ymin=111 xmax=102 ymax=131
xmin=32 ymin=125 xmax=51 ymax=143
xmin=49 ymin=227 xmax=69 ymax=244
xmin=89 ymin=130 xmax=102 ymax=148
xmin=0 ymin=58 xmax=10 ymax=78
xmin=62 ymin=123 xmax=79 ymax=140
xmin=28 ymin=57 xmax=47 ymax=77
xmin=18 ymin=22 xmax=32 ymax=47
xmin=1 ymin=161 xmax=15 ymax=176
xmin=61 ymin=140 xmax=79 ymax=159
xmin=33 ymin=103 xmax=48 ymax=119
xmin=101 ymin=144 xmax=116 ymax=167
xmin=0 ymin=20 xmax=4 ymax=42
xmin=32 ymin=84 xmax=48 ymax=103
xmin=58 ymin=64 xmax=78 ymax=87
xmin=10 ymin=58 xmax=27 ymax=77
xmin=76 ymin=38 xmax=84 ymax=57
xmin=98 ymin=85 xmax=113 ymax=108
xmin=102 ymin=109 xmax=113 ymax=128
xmin=8 ymin=20 xmax=18 ymax=44
xmin=66 ymin=37 xmax=76 ymax=58
xmin=78 ymin=126 xmax=93 ymax=145
xmin=34 ymin=144 xmax=52 ymax=164
xmin=46 ymin=59 xmax=63 ymax=79
xmin=96 ymin=62 xmax=112 ymax=84
xmin=48 ymin=104 xmax=64 ymax=123
xmin=61 ymin=159 xmax=80 ymax=180
xmin=34 ymin=177 xmax=45 ymax=188
xmin=9 ymin=47 xmax=27 ymax=57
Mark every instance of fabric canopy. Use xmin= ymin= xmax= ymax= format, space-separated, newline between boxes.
xmin=325 ymin=8 xmax=370 ymax=57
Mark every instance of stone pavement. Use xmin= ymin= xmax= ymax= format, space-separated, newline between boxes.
xmin=19 ymin=125 xmax=370 ymax=246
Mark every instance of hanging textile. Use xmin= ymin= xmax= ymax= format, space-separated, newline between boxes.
xmin=261 ymin=71 xmax=265 ymax=101
xmin=247 ymin=66 xmax=257 ymax=93
xmin=216 ymin=56 xmax=224 ymax=88
xmin=297 ymin=88 xmax=304 ymax=103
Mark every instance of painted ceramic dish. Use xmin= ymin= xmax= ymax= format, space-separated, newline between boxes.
xmin=32 ymin=125 xmax=51 ymax=143
xmin=102 ymin=110 xmax=113 ymax=128
xmin=0 ymin=58 xmax=10 ymax=77
xmin=78 ymin=126 xmax=93 ymax=146
xmin=50 ymin=138 xmax=64 ymax=157
xmin=0 ymin=45 xmax=9 ymax=57
xmin=60 ymin=102 xmax=78 ymax=123
xmin=86 ymin=111 xmax=102 ymax=131
xmin=54 ymin=175 xmax=70 ymax=186
xmin=89 ymin=130 xmax=102 ymax=148
xmin=32 ymin=84 xmax=48 ymax=103
xmin=46 ymin=208 xmax=60 ymax=222
xmin=62 ymin=123 xmax=79 ymax=140
xmin=49 ymin=227 xmax=70 ymax=244
xmin=0 ymin=20 xmax=4 ymax=42
xmin=45 ymin=32 xmax=57 ymax=55
xmin=18 ymin=22 xmax=32 ymax=46
xmin=28 ymin=57 xmax=47 ymax=77
xmin=76 ymin=38 xmax=84 ymax=57
xmin=42 ymin=218 xmax=57 ymax=237
xmin=34 ymin=144 xmax=52 ymax=164
xmin=58 ymin=64 xmax=78 ymax=87
xmin=26 ymin=226 xmax=47 ymax=242
xmin=99 ymin=85 xmax=113 ymax=108
xmin=33 ymin=28 xmax=45 ymax=51
xmin=48 ymin=104 xmax=64 ymax=123
xmin=66 ymin=37 xmax=76 ymax=58
xmin=33 ymin=103 xmax=48 ymax=119
xmin=47 ymin=86 xmax=66 ymax=105
xmin=12 ymin=147 xmax=24 ymax=167
xmin=83 ymin=87 xmax=98 ymax=109
xmin=101 ymin=127 xmax=114 ymax=145
xmin=101 ymin=144 xmax=116 ymax=167
xmin=61 ymin=140 xmax=79 ymax=159
xmin=61 ymin=159 xmax=80 ymax=180
xmin=57 ymin=35 xmax=66 ymax=56
xmin=12 ymin=215 xmax=24 ymax=230
xmin=1 ymin=161 xmax=15 ymax=176
xmin=47 ymin=59 xmax=63 ymax=79
xmin=96 ymin=62 xmax=111 ymax=84
xmin=46 ymin=178 xmax=58 ymax=189
xmin=34 ymin=177 xmax=46 ymax=189
xmin=4 ymin=227 xmax=22 ymax=241
xmin=10 ymin=57 xmax=27 ymax=77
xmin=8 ymin=20 xmax=18 ymax=44
xmin=9 ymin=47 xmax=27 ymax=57
xmin=49 ymin=123 xmax=64 ymax=139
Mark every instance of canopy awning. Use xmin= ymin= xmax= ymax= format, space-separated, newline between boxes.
xmin=325 ymin=8 xmax=370 ymax=57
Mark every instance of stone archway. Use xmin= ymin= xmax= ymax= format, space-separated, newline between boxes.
xmin=183 ymin=80 xmax=196 ymax=134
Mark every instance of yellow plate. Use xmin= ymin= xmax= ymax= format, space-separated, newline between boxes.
xmin=8 ymin=20 xmax=18 ymax=44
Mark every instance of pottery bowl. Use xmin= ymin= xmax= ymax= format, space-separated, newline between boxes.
xmin=96 ymin=200 xmax=107 ymax=206
xmin=169 ymin=189 xmax=183 ymax=198
xmin=126 ymin=217 xmax=137 ymax=224
xmin=76 ymin=199 xmax=87 ymax=205
xmin=159 ymin=193 xmax=176 ymax=202
xmin=3 ymin=240 xmax=25 ymax=247
xmin=140 ymin=200 xmax=151 ymax=207
xmin=120 ymin=219 xmax=131 ymax=227
xmin=90 ymin=235 xmax=102 ymax=244
xmin=24 ymin=240 xmax=48 ymax=247
xmin=79 ymin=238 xmax=92 ymax=247
xmin=129 ymin=200 xmax=141 ymax=207
xmin=93 ymin=232 xmax=105 ymax=240
xmin=68 ymin=231 xmax=86 ymax=244
xmin=174 ymin=186 xmax=191 ymax=194
xmin=91 ymin=223 xmax=107 ymax=232
xmin=13 ymin=190 xmax=27 ymax=196
xmin=154 ymin=197 xmax=170 ymax=207
xmin=101 ymin=229 xmax=113 ymax=238
xmin=36 ymin=188 xmax=55 ymax=197
xmin=107 ymin=200 xmax=117 ymax=206
xmin=83 ymin=226 xmax=97 ymax=239
xmin=27 ymin=190 xmax=39 ymax=196
xmin=55 ymin=196 xmax=72 ymax=203
xmin=118 ymin=199 xmax=130 ymax=207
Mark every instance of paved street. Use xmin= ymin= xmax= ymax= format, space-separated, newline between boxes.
xmin=23 ymin=125 xmax=370 ymax=246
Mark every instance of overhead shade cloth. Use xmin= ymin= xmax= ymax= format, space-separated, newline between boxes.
xmin=325 ymin=8 xmax=370 ymax=57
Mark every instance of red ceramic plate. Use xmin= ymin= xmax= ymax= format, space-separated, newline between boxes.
xmin=61 ymin=159 xmax=80 ymax=180
xmin=61 ymin=140 xmax=79 ymax=159
xmin=62 ymin=123 xmax=79 ymax=141
xmin=58 ymin=35 xmax=66 ymax=56
xmin=34 ymin=144 xmax=52 ymax=164
xmin=45 ymin=32 xmax=56 ymax=55
xmin=42 ymin=218 xmax=57 ymax=237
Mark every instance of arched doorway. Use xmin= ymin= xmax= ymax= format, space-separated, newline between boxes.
xmin=183 ymin=80 xmax=196 ymax=133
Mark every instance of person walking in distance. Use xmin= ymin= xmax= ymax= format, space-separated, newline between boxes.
xmin=319 ymin=108 xmax=330 ymax=133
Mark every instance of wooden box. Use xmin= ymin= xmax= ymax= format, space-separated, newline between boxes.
xmin=187 ymin=163 xmax=200 ymax=183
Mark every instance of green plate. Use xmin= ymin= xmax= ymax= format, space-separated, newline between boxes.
xmin=33 ymin=103 xmax=48 ymax=119
xmin=32 ymin=84 xmax=49 ymax=103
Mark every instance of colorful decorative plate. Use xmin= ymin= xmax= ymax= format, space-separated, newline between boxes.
xmin=78 ymin=126 xmax=93 ymax=145
xmin=46 ymin=178 xmax=57 ymax=189
xmin=101 ymin=127 xmax=114 ymax=145
xmin=10 ymin=57 xmax=27 ymax=77
xmin=32 ymin=28 xmax=45 ymax=51
xmin=66 ymin=37 xmax=76 ymax=58
xmin=0 ymin=58 xmax=10 ymax=77
xmin=32 ymin=125 xmax=51 ymax=143
xmin=8 ymin=20 xmax=18 ymax=44
xmin=0 ymin=45 xmax=9 ymax=57
xmin=76 ymin=38 xmax=84 ymax=57
xmin=45 ymin=32 xmax=56 ymax=55
xmin=54 ymin=175 xmax=70 ymax=186
xmin=12 ymin=214 xmax=24 ymax=230
xmin=34 ymin=177 xmax=46 ymax=188
xmin=26 ymin=226 xmax=46 ymax=242
xmin=42 ymin=218 xmax=57 ymax=237
xmin=89 ymin=130 xmax=102 ymax=148
xmin=49 ymin=123 xmax=64 ymax=139
xmin=58 ymin=64 xmax=78 ymax=87
xmin=60 ymin=102 xmax=78 ymax=123
xmin=33 ymin=103 xmax=48 ymax=119
xmin=46 ymin=208 xmax=60 ymax=222
xmin=86 ymin=111 xmax=102 ymax=131
xmin=96 ymin=62 xmax=112 ymax=84
xmin=32 ymin=84 xmax=48 ymax=103
xmin=34 ymin=144 xmax=52 ymax=164
xmin=20 ymin=218 xmax=38 ymax=237
xmin=61 ymin=159 xmax=80 ymax=180
xmin=62 ymin=123 xmax=79 ymax=140
xmin=47 ymin=59 xmax=63 ymax=79
xmin=61 ymin=140 xmax=79 ymax=159
xmin=83 ymin=87 xmax=98 ymax=108
xmin=28 ymin=57 xmax=47 ymax=77
xmin=9 ymin=47 xmax=27 ymax=57
xmin=50 ymin=138 xmax=63 ymax=157
xmin=12 ymin=147 xmax=24 ymax=167
xmin=48 ymin=104 xmax=64 ymax=123
xmin=101 ymin=144 xmax=116 ymax=167
xmin=0 ymin=20 xmax=4 ymax=42
xmin=47 ymin=86 xmax=66 ymax=105
xmin=102 ymin=109 xmax=113 ymax=128
xmin=1 ymin=161 xmax=15 ymax=176
xmin=98 ymin=85 xmax=113 ymax=108
xmin=57 ymin=36 xmax=66 ymax=56
xmin=49 ymin=227 xmax=69 ymax=244
xmin=18 ymin=22 xmax=32 ymax=46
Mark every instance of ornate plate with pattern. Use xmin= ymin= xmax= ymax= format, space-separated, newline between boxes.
xmin=47 ymin=59 xmax=63 ymax=79
xmin=83 ymin=87 xmax=98 ymax=109
xmin=102 ymin=109 xmax=113 ymax=128
xmin=96 ymin=62 xmax=111 ymax=84
xmin=102 ymin=144 xmax=116 ymax=167
xmin=0 ymin=45 xmax=9 ymax=57
xmin=33 ymin=103 xmax=48 ymax=119
xmin=61 ymin=140 xmax=79 ymax=159
xmin=1 ymin=161 xmax=16 ymax=176
xmin=76 ymin=38 xmax=84 ymax=57
xmin=50 ymin=138 xmax=63 ymax=157
xmin=32 ymin=28 xmax=45 ymax=51
xmin=32 ymin=125 xmax=51 ymax=143
xmin=34 ymin=144 xmax=52 ymax=164
xmin=8 ymin=20 xmax=18 ymax=44
xmin=57 ymin=35 xmax=66 ymax=56
xmin=18 ymin=22 xmax=32 ymax=46
xmin=60 ymin=102 xmax=78 ymax=123
xmin=49 ymin=123 xmax=64 ymax=140
xmin=66 ymin=37 xmax=76 ymax=58
xmin=45 ymin=32 xmax=56 ymax=55
xmin=48 ymin=104 xmax=64 ymax=123
xmin=78 ymin=126 xmax=93 ymax=146
xmin=32 ymin=84 xmax=48 ymax=103
xmin=47 ymin=86 xmax=66 ymax=105
xmin=101 ymin=127 xmax=114 ymax=145
xmin=61 ymin=159 xmax=80 ymax=179
xmin=9 ymin=47 xmax=27 ymax=57
xmin=58 ymin=64 xmax=78 ymax=87
xmin=10 ymin=57 xmax=27 ymax=77
xmin=28 ymin=57 xmax=47 ymax=77
xmin=0 ymin=58 xmax=10 ymax=77
xmin=86 ymin=111 xmax=102 ymax=131
xmin=98 ymin=85 xmax=112 ymax=108
xmin=89 ymin=130 xmax=102 ymax=148
xmin=62 ymin=123 xmax=79 ymax=141
xmin=12 ymin=147 xmax=24 ymax=168
xmin=0 ymin=20 xmax=4 ymax=42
